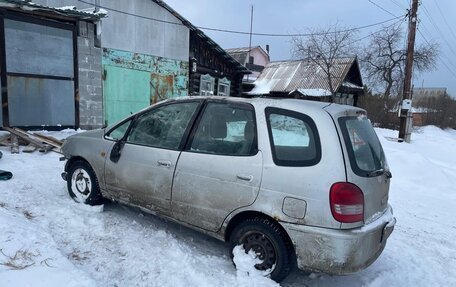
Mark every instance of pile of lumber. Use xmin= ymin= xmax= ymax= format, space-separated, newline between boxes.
xmin=0 ymin=127 xmax=63 ymax=154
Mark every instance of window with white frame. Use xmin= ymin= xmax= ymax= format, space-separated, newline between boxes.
xmin=217 ymin=77 xmax=231 ymax=97
xmin=200 ymin=74 xmax=215 ymax=96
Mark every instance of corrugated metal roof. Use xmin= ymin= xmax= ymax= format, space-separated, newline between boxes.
xmin=0 ymin=0 xmax=106 ymax=21
xmin=251 ymin=57 xmax=359 ymax=94
xmin=225 ymin=47 xmax=253 ymax=53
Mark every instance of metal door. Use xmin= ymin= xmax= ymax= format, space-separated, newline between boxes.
xmin=105 ymin=143 xmax=180 ymax=214
xmin=171 ymin=101 xmax=263 ymax=232
xmin=103 ymin=66 xmax=150 ymax=126
xmin=5 ymin=19 xmax=75 ymax=127
xmin=104 ymin=101 xmax=201 ymax=214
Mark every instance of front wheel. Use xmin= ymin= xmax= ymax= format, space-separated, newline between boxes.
xmin=67 ymin=160 xmax=103 ymax=205
xmin=229 ymin=217 xmax=293 ymax=282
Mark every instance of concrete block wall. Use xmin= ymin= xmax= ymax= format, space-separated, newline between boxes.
xmin=77 ymin=21 xmax=103 ymax=129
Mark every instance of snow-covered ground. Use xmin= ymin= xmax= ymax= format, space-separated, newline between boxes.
xmin=0 ymin=126 xmax=455 ymax=286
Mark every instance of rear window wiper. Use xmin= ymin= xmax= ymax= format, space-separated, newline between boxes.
xmin=366 ymin=169 xmax=392 ymax=178
xmin=366 ymin=169 xmax=384 ymax=177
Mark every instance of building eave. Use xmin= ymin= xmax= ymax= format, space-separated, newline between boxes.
xmin=0 ymin=0 xmax=106 ymax=22
xmin=151 ymin=0 xmax=248 ymax=74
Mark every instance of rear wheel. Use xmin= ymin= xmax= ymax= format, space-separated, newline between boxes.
xmin=67 ymin=160 xmax=103 ymax=205
xmin=229 ymin=217 xmax=292 ymax=282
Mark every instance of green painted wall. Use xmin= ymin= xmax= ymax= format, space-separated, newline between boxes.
xmin=102 ymin=48 xmax=189 ymax=125
xmin=103 ymin=66 xmax=150 ymax=125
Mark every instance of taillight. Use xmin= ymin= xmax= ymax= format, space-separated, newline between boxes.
xmin=330 ymin=182 xmax=364 ymax=223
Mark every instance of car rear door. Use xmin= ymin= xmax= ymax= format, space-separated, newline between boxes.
xmin=104 ymin=100 xmax=201 ymax=215
xmin=171 ymin=101 xmax=263 ymax=232
xmin=337 ymin=114 xmax=391 ymax=223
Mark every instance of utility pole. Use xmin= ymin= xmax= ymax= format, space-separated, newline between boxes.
xmin=398 ymin=0 xmax=419 ymax=142
xmin=95 ymin=0 xmax=100 ymax=12
xmin=246 ymin=5 xmax=254 ymax=82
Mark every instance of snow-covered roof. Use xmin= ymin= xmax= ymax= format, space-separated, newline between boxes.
xmin=0 ymin=0 xmax=107 ymax=21
xmin=289 ymin=88 xmax=332 ymax=97
xmin=342 ymin=81 xmax=363 ymax=89
xmin=249 ymin=57 xmax=363 ymax=95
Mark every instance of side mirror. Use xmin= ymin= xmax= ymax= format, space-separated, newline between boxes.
xmin=110 ymin=140 xmax=125 ymax=163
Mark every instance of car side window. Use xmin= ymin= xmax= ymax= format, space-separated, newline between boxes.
xmin=105 ymin=120 xmax=132 ymax=141
xmin=266 ymin=107 xmax=321 ymax=166
xmin=190 ymin=102 xmax=257 ymax=156
xmin=127 ymin=102 xmax=199 ymax=150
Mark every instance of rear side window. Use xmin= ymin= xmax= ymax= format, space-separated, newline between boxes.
xmin=339 ymin=116 xmax=386 ymax=177
xmin=266 ymin=107 xmax=321 ymax=166
xmin=190 ymin=102 xmax=257 ymax=156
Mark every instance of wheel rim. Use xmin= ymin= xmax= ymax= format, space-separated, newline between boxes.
xmin=240 ymin=231 xmax=277 ymax=273
xmin=70 ymin=168 xmax=92 ymax=201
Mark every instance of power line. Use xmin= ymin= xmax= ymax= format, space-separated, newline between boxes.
xmin=418 ymin=23 xmax=456 ymax=71
xmin=77 ymin=0 xmax=404 ymax=38
xmin=367 ymin=0 xmax=398 ymax=17
xmin=417 ymin=29 xmax=456 ymax=79
xmin=356 ymin=17 xmax=406 ymax=44
xmin=311 ymin=17 xmax=406 ymax=58
xmin=389 ymin=0 xmax=407 ymax=10
xmin=421 ymin=2 xmax=456 ymax=59
xmin=432 ymin=0 xmax=456 ymax=43
xmin=201 ymin=16 xmax=403 ymax=37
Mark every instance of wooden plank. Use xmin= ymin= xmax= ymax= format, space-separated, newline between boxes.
xmin=16 ymin=130 xmax=61 ymax=153
xmin=3 ymin=127 xmax=48 ymax=149
xmin=0 ymin=133 xmax=10 ymax=146
xmin=3 ymin=128 xmax=63 ymax=154
xmin=32 ymin=132 xmax=63 ymax=147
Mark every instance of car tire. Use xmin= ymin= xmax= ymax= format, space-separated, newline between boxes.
xmin=67 ymin=160 xmax=103 ymax=205
xmin=229 ymin=217 xmax=293 ymax=282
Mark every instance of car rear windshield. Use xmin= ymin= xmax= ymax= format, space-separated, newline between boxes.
xmin=338 ymin=116 xmax=386 ymax=177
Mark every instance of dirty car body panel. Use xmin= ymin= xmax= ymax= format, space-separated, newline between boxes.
xmin=61 ymin=96 xmax=395 ymax=278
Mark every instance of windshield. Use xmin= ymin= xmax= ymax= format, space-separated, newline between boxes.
xmin=339 ymin=116 xmax=386 ymax=177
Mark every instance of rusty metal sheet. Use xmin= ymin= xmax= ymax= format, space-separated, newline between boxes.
xmin=150 ymin=74 xmax=174 ymax=104
xmin=102 ymin=48 xmax=189 ymax=126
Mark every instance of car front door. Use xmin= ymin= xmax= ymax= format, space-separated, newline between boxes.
xmin=104 ymin=100 xmax=201 ymax=215
xmin=172 ymin=101 xmax=263 ymax=231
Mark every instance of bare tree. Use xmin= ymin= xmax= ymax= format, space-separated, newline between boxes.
xmin=361 ymin=24 xmax=438 ymax=99
xmin=291 ymin=25 xmax=358 ymax=100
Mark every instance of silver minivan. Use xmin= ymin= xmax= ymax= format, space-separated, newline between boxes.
xmin=61 ymin=96 xmax=395 ymax=282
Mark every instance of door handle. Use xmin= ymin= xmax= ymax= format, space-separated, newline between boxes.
xmin=236 ymin=174 xmax=253 ymax=182
xmin=157 ymin=160 xmax=171 ymax=168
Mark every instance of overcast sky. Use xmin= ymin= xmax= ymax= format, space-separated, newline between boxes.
xmin=165 ymin=0 xmax=456 ymax=96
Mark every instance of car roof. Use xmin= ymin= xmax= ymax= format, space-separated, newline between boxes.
xmin=167 ymin=96 xmax=364 ymax=116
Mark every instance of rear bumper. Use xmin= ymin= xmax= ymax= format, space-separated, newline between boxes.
xmin=281 ymin=205 xmax=396 ymax=274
